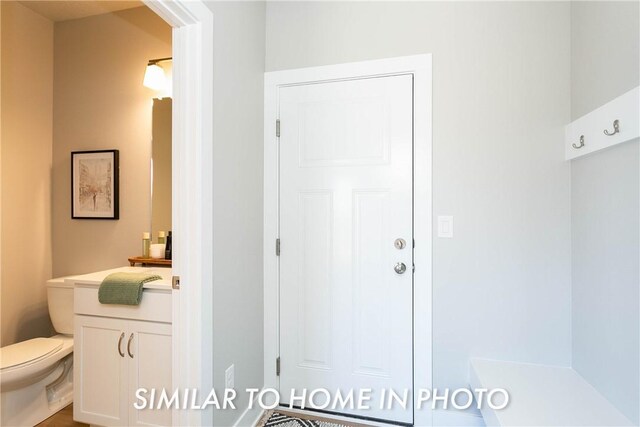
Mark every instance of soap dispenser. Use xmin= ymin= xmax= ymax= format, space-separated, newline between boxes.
xmin=165 ymin=231 xmax=172 ymax=260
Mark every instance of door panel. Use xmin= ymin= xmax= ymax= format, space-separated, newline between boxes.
xmin=74 ymin=315 xmax=128 ymax=426
xmin=353 ymin=190 xmax=392 ymax=377
xmin=279 ymin=75 xmax=413 ymax=424
xmin=128 ymin=320 xmax=172 ymax=426
xmin=297 ymin=191 xmax=333 ymax=370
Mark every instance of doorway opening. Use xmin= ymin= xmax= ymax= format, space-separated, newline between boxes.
xmin=142 ymin=1 xmax=214 ymax=426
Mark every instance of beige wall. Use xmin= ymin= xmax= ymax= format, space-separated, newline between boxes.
xmin=1 ymin=1 xmax=54 ymax=346
xmin=52 ymin=7 xmax=171 ymax=276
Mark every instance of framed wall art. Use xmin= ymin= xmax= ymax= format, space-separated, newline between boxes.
xmin=71 ymin=150 xmax=119 ymax=219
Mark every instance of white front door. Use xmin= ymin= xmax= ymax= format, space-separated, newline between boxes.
xmin=279 ymin=74 xmax=414 ymax=424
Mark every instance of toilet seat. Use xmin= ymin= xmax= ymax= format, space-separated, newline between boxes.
xmin=0 ymin=335 xmax=73 ymax=391
xmin=1 ymin=338 xmax=63 ymax=370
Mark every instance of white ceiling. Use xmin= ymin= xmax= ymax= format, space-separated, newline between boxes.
xmin=19 ymin=1 xmax=143 ymax=22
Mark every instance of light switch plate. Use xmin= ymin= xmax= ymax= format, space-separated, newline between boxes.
xmin=437 ymin=216 xmax=454 ymax=238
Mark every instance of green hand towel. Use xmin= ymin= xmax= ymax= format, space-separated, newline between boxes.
xmin=98 ymin=272 xmax=162 ymax=305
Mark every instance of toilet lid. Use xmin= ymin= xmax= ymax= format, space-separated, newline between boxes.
xmin=1 ymin=338 xmax=63 ymax=370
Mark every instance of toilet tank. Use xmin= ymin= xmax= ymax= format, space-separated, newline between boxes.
xmin=46 ymin=277 xmax=74 ymax=335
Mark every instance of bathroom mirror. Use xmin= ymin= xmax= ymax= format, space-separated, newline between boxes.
xmin=151 ymin=98 xmax=172 ymax=239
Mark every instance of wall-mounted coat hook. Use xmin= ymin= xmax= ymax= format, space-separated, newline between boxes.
xmin=572 ymin=135 xmax=585 ymax=149
xmin=603 ymin=119 xmax=620 ymax=136
xmin=565 ymin=87 xmax=638 ymax=160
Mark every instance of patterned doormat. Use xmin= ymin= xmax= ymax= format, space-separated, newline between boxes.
xmin=258 ymin=410 xmax=369 ymax=427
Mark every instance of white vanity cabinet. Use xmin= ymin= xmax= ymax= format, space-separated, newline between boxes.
xmin=74 ymin=316 xmax=172 ymax=427
xmin=70 ymin=268 xmax=173 ymax=427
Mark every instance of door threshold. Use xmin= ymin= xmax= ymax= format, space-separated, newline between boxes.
xmin=273 ymin=406 xmax=410 ymax=427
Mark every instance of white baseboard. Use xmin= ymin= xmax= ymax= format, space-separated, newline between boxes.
xmin=432 ymin=409 xmax=486 ymax=427
xmin=233 ymin=392 xmax=264 ymax=427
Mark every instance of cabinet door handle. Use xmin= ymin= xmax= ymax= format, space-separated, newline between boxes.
xmin=127 ymin=333 xmax=134 ymax=358
xmin=117 ymin=332 xmax=125 ymax=357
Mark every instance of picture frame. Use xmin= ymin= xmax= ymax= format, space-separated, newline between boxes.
xmin=71 ymin=150 xmax=119 ymax=219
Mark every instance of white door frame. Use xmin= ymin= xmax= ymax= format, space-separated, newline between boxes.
xmin=142 ymin=2 xmax=213 ymax=426
xmin=263 ymin=55 xmax=433 ymax=426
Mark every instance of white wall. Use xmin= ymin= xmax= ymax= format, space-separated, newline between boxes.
xmin=265 ymin=0 xmax=572 ymax=408
xmin=1 ymin=1 xmax=54 ymax=346
xmin=571 ymin=142 xmax=639 ymax=424
xmin=204 ymin=2 xmax=266 ymax=426
xmin=570 ymin=2 xmax=640 ymax=120
xmin=570 ymin=2 xmax=640 ymax=424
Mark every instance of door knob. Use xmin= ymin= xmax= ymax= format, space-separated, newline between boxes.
xmin=394 ymin=262 xmax=407 ymax=274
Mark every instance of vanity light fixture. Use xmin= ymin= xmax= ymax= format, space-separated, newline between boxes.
xmin=143 ymin=57 xmax=172 ymax=91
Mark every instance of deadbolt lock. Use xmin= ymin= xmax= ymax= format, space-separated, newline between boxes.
xmin=394 ymin=238 xmax=406 ymax=250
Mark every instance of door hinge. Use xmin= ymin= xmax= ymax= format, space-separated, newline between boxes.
xmin=276 ymin=119 xmax=281 ymax=138
xmin=172 ymin=276 xmax=180 ymax=290
xmin=276 ymin=357 xmax=281 ymax=376
xmin=276 ymin=238 xmax=280 ymax=256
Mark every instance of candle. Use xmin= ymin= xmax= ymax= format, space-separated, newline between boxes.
xmin=150 ymin=244 xmax=166 ymax=259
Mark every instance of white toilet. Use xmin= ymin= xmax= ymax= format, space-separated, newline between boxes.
xmin=0 ymin=277 xmax=75 ymax=427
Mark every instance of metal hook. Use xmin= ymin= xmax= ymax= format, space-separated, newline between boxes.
xmin=572 ymin=135 xmax=585 ymax=149
xmin=604 ymin=119 xmax=620 ymax=136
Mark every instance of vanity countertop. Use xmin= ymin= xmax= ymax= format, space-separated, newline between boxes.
xmin=65 ymin=266 xmax=172 ymax=290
